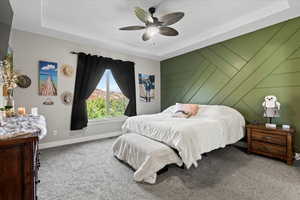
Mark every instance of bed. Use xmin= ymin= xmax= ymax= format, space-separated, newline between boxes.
xmin=122 ymin=105 xmax=245 ymax=169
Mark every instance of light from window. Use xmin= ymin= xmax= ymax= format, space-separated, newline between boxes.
xmin=87 ymin=69 xmax=128 ymax=120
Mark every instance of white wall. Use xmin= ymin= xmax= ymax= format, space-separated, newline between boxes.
xmin=10 ymin=30 xmax=160 ymax=144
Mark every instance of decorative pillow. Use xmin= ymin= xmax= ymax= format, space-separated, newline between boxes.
xmin=175 ymin=103 xmax=199 ymax=116
xmin=187 ymin=104 xmax=199 ymax=116
xmin=172 ymin=110 xmax=191 ymax=118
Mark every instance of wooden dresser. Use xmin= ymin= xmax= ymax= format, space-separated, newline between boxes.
xmin=246 ymin=124 xmax=295 ymax=165
xmin=0 ymin=134 xmax=40 ymax=200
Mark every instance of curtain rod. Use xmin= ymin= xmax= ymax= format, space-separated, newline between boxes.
xmin=70 ymin=51 xmax=80 ymax=55
xmin=70 ymin=51 xmax=102 ymax=56
xmin=69 ymin=52 xmax=132 ymax=64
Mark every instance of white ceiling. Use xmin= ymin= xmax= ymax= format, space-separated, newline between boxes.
xmin=10 ymin=0 xmax=300 ymax=61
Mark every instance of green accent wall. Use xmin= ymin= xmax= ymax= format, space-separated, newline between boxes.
xmin=161 ymin=17 xmax=300 ymax=151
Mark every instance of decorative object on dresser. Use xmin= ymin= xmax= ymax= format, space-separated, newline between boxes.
xmin=17 ymin=106 xmax=26 ymax=116
xmin=0 ymin=50 xmax=18 ymax=115
xmin=246 ymin=124 xmax=295 ymax=165
xmin=31 ymin=107 xmax=38 ymax=116
xmin=0 ymin=115 xmax=46 ymax=200
xmin=262 ymin=95 xmax=280 ymax=129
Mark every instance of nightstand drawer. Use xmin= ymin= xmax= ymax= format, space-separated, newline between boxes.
xmin=251 ymin=141 xmax=286 ymax=156
xmin=252 ymin=131 xmax=286 ymax=145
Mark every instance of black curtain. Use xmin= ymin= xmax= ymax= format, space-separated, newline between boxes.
xmin=71 ymin=53 xmax=136 ymax=130
xmin=110 ymin=60 xmax=136 ymax=116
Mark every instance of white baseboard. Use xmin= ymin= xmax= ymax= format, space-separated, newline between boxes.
xmin=39 ymin=131 xmax=121 ymax=150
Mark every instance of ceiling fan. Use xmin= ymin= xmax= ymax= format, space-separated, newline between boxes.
xmin=119 ymin=7 xmax=184 ymax=41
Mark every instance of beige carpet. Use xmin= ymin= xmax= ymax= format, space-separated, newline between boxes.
xmin=38 ymin=138 xmax=300 ymax=200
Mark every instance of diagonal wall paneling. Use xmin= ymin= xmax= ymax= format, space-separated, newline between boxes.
xmin=161 ymin=17 xmax=300 ymax=151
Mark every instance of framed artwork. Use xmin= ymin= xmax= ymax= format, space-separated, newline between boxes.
xmin=39 ymin=61 xmax=58 ymax=96
xmin=138 ymin=73 xmax=155 ymax=102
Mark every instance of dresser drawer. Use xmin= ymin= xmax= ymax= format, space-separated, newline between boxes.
xmin=252 ymin=131 xmax=286 ymax=145
xmin=251 ymin=141 xmax=286 ymax=156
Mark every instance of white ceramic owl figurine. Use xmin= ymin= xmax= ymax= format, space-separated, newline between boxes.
xmin=262 ymin=95 xmax=280 ymax=119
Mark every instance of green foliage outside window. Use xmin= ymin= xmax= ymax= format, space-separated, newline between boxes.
xmin=87 ymin=97 xmax=128 ymax=120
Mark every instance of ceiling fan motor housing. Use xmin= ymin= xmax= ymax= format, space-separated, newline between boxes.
xmin=149 ymin=7 xmax=156 ymax=16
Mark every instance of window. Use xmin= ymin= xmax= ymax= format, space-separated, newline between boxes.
xmin=87 ymin=69 xmax=128 ymax=120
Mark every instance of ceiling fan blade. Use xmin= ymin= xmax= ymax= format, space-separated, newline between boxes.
xmin=159 ymin=27 xmax=179 ymax=36
xmin=119 ymin=26 xmax=146 ymax=30
xmin=142 ymin=32 xmax=151 ymax=41
xmin=134 ymin=7 xmax=154 ymax=24
xmin=160 ymin=12 xmax=184 ymax=26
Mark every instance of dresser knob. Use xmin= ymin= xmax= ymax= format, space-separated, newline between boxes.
xmin=35 ymin=180 xmax=41 ymax=184
xmin=263 ymin=136 xmax=272 ymax=140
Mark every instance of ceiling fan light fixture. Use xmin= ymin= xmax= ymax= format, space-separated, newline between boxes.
xmin=146 ymin=26 xmax=159 ymax=37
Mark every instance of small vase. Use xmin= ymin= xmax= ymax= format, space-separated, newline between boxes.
xmin=0 ymin=111 xmax=5 ymax=123
xmin=4 ymin=89 xmax=15 ymax=118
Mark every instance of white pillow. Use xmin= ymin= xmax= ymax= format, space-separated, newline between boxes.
xmin=162 ymin=105 xmax=177 ymax=114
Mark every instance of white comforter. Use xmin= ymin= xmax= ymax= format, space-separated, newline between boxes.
xmin=113 ymin=133 xmax=183 ymax=184
xmin=122 ymin=105 xmax=245 ymax=169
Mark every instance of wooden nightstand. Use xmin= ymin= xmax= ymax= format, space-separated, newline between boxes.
xmin=246 ymin=124 xmax=295 ymax=165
